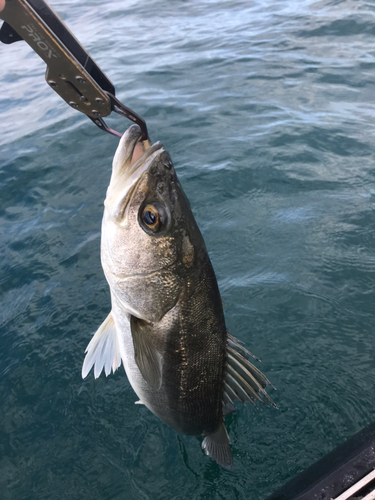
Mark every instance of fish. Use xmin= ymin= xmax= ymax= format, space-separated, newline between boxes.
xmin=82 ymin=124 xmax=275 ymax=468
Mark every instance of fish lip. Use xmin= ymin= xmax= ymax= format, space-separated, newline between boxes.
xmin=113 ymin=124 xmax=145 ymax=172
xmin=105 ymin=125 xmax=164 ymax=221
xmin=122 ymin=141 xmax=164 ymax=191
xmin=110 ymin=124 xmax=162 ymax=189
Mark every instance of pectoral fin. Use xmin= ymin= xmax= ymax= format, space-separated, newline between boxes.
xmin=130 ymin=316 xmax=162 ymax=390
xmin=82 ymin=313 xmax=121 ymax=379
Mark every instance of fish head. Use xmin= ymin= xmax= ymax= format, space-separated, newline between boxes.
xmin=102 ymin=124 xmax=204 ymax=323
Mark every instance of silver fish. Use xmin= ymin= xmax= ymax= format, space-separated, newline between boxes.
xmin=82 ymin=124 xmax=275 ymax=467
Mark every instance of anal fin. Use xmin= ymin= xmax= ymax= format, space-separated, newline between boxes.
xmin=202 ymin=422 xmax=232 ymax=469
xmin=82 ymin=313 xmax=121 ymax=379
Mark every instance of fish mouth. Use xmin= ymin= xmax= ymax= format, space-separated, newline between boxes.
xmin=105 ymin=124 xmax=164 ymax=220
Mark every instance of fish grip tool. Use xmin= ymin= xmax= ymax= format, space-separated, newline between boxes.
xmin=0 ymin=0 xmax=149 ymax=140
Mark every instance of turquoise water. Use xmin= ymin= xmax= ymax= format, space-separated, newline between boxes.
xmin=1 ymin=0 xmax=375 ymax=498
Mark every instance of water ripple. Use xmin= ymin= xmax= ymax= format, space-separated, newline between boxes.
xmin=1 ymin=1 xmax=375 ymax=499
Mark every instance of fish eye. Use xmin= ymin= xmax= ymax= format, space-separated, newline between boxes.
xmin=140 ymin=204 xmax=163 ymax=233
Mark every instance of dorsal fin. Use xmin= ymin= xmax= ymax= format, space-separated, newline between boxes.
xmin=223 ymin=333 xmax=277 ymax=408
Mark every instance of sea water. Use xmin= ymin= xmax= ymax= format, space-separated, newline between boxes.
xmin=1 ymin=1 xmax=375 ymax=499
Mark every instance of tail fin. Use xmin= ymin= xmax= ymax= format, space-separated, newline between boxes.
xmin=202 ymin=421 xmax=233 ymax=469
